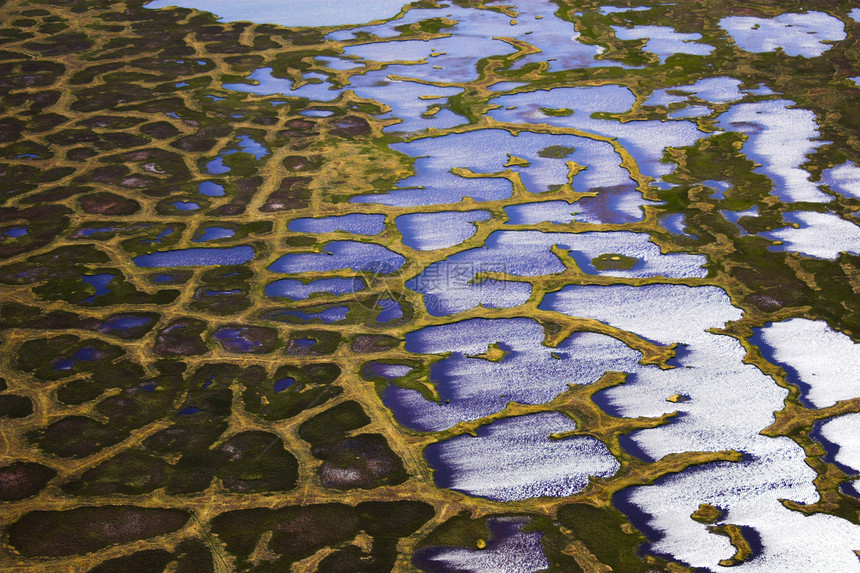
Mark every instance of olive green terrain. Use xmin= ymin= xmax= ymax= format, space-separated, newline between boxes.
xmin=0 ymin=0 xmax=859 ymax=571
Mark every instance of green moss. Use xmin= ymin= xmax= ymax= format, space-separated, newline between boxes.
xmin=591 ymin=253 xmax=638 ymax=270
xmin=538 ymin=145 xmax=576 ymax=158
xmin=540 ymin=107 xmax=574 ymax=116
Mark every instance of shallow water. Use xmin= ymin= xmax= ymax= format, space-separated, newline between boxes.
xmin=386 ymin=318 xmax=643 ymax=431
xmin=223 ymin=67 xmax=341 ymax=101
xmin=193 ymin=227 xmax=235 ymax=242
xmin=133 ymin=246 xmax=255 ymax=267
xmin=504 ymin=188 xmax=658 ymax=225
xmin=612 ymin=25 xmax=714 ymax=62
xmin=645 ymin=76 xmax=744 ymax=107
xmin=717 ymin=100 xmax=830 ymax=203
xmin=264 ymin=278 xmax=362 ymax=300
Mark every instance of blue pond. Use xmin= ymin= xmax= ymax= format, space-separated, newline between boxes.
xmin=82 ymin=274 xmax=113 ymax=303
xmin=224 ymin=68 xmax=340 ymax=102
xmin=52 ymin=347 xmax=101 ymax=371
xmin=133 ymin=246 xmax=255 ymax=267
xmin=268 ymin=241 xmax=404 ymax=274
xmin=97 ymin=315 xmax=154 ymax=335
xmin=193 ymin=227 xmax=235 ymax=242
xmin=213 ymin=328 xmax=264 ymax=352
xmin=396 ymin=210 xmax=491 ymax=251
xmin=173 ymin=201 xmax=200 ymax=211
xmin=288 ymin=213 xmax=386 ymax=235
xmin=376 ymin=300 xmax=403 ymax=323
xmin=4 ymin=227 xmax=28 ymax=238
xmin=199 ymin=181 xmax=225 ymax=196
xmin=274 ymin=377 xmax=295 ymax=393
xmin=264 ymin=277 xmax=362 ymax=300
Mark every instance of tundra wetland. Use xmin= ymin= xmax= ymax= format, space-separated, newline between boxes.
xmin=1 ymin=0 xmax=860 ymax=571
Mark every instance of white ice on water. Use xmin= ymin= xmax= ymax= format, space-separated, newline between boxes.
xmin=612 ymin=25 xmax=714 ymax=62
xmin=720 ymin=12 xmax=846 ymax=58
xmin=539 ymin=284 xmax=860 ymax=572
xmin=388 ymin=317 xmax=645 ymax=430
xmin=717 ymin=100 xmax=831 ymax=203
xmin=762 ymin=211 xmax=860 ymax=259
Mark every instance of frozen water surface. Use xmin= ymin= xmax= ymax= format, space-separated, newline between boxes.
xmin=288 ymin=213 xmax=386 ymax=235
xmin=540 ymin=284 xmax=860 ymax=571
xmin=396 ymin=210 xmax=491 ymax=251
xmin=753 ymin=318 xmax=860 ymax=408
xmin=612 ymin=25 xmax=714 ymax=62
xmin=414 ymin=516 xmax=549 ymax=573
xmin=385 ymin=318 xmax=644 ymax=431
xmin=146 ymin=0 xmax=410 ymax=27
xmin=762 ymin=211 xmax=860 ymax=259
xmin=719 ymin=12 xmax=846 ymax=58
xmin=820 ymin=161 xmax=860 ymax=199
xmin=425 ymin=412 xmax=620 ymax=501
xmin=717 ymin=100 xmax=831 ymax=203
xmin=353 ymin=129 xmax=632 ymax=207
xmin=645 ymin=77 xmax=744 ymax=107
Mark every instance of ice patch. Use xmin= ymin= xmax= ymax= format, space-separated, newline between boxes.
xmin=396 ymin=210 xmax=491 ymax=251
xmin=720 ymin=12 xmax=846 ymax=58
xmin=717 ymin=100 xmax=830 ymax=203
xmin=762 ymin=211 xmax=860 ymax=259
xmin=425 ymin=412 xmax=620 ymax=501
xmin=612 ymin=25 xmax=714 ymax=62
xmin=754 ymin=318 xmax=860 ymax=408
